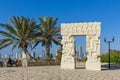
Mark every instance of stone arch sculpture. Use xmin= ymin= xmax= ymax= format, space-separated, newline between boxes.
xmin=61 ymin=22 xmax=101 ymax=71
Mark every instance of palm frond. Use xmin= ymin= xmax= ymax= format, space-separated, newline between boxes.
xmin=0 ymin=16 xmax=40 ymax=57
xmin=0 ymin=41 xmax=13 ymax=50
xmin=9 ymin=16 xmax=20 ymax=31
xmin=50 ymin=18 xmax=58 ymax=28
xmin=0 ymin=23 xmax=18 ymax=37
xmin=0 ymin=31 xmax=19 ymax=40
xmin=0 ymin=38 xmax=11 ymax=46
xmin=38 ymin=17 xmax=47 ymax=29
xmin=41 ymin=41 xmax=46 ymax=47
xmin=32 ymin=40 xmax=41 ymax=49
xmin=51 ymin=38 xmax=62 ymax=46
xmin=11 ymin=42 xmax=18 ymax=51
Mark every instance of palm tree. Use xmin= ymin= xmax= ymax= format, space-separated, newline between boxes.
xmin=34 ymin=16 xmax=62 ymax=59
xmin=0 ymin=16 xmax=40 ymax=60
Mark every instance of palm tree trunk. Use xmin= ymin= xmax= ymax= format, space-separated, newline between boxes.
xmin=24 ymin=49 xmax=32 ymax=59
xmin=22 ymin=47 xmax=35 ymax=61
xmin=46 ymin=43 xmax=50 ymax=59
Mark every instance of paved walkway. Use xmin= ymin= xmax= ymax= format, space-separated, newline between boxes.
xmin=0 ymin=63 xmax=120 ymax=80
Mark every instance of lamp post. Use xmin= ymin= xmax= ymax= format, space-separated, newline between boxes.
xmin=104 ymin=37 xmax=114 ymax=69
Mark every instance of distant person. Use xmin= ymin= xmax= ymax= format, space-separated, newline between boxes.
xmin=8 ymin=57 xmax=12 ymax=65
xmin=8 ymin=57 xmax=16 ymax=66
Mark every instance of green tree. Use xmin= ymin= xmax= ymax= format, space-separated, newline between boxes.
xmin=34 ymin=16 xmax=62 ymax=59
xmin=0 ymin=16 xmax=40 ymax=60
xmin=101 ymin=49 xmax=120 ymax=63
xmin=35 ymin=56 xmax=41 ymax=61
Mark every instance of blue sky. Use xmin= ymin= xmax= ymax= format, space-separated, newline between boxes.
xmin=0 ymin=0 xmax=120 ymax=56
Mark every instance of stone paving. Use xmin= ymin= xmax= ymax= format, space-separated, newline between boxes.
xmin=0 ymin=63 xmax=120 ymax=80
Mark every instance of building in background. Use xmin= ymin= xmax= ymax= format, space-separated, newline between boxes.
xmin=31 ymin=52 xmax=36 ymax=58
xmin=40 ymin=50 xmax=46 ymax=61
xmin=75 ymin=45 xmax=85 ymax=59
xmin=16 ymin=50 xmax=26 ymax=60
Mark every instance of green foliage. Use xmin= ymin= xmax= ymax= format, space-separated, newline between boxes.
xmin=0 ymin=16 xmax=40 ymax=59
xmin=101 ymin=54 xmax=108 ymax=62
xmin=36 ymin=16 xmax=62 ymax=59
xmin=35 ymin=56 xmax=41 ymax=61
xmin=75 ymin=57 xmax=87 ymax=62
xmin=50 ymin=54 xmax=53 ymax=58
xmin=0 ymin=16 xmax=61 ymax=60
xmin=101 ymin=49 xmax=120 ymax=63
xmin=56 ymin=47 xmax=62 ymax=62
xmin=45 ymin=53 xmax=55 ymax=61
xmin=45 ymin=58 xmax=55 ymax=62
xmin=81 ymin=57 xmax=87 ymax=62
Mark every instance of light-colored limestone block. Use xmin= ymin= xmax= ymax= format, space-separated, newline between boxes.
xmin=22 ymin=60 xmax=28 ymax=67
xmin=61 ymin=22 xmax=101 ymax=71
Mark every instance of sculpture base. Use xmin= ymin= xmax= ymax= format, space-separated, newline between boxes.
xmin=61 ymin=57 xmax=75 ymax=69
xmin=22 ymin=60 xmax=28 ymax=67
xmin=86 ymin=61 xmax=101 ymax=71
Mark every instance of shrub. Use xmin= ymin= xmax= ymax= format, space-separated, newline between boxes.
xmin=45 ymin=58 xmax=55 ymax=62
xmin=35 ymin=56 xmax=41 ymax=61
xmin=56 ymin=48 xmax=62 ymax=62
xmin=101 ymin=50 xmax=120 ymax=63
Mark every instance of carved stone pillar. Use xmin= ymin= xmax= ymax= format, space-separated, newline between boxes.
xmin=61 ymin=35 xmax=75 ymax=69
xmin=86 ymin=35 xmax=101 ymax=71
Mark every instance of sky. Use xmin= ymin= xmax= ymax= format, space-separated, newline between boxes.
xmin=0 ymin=0 xmax=120 ymax=56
